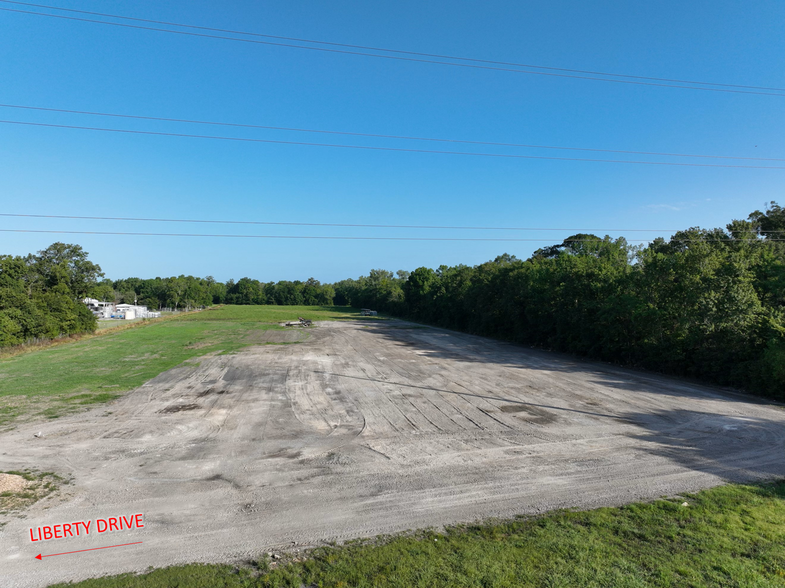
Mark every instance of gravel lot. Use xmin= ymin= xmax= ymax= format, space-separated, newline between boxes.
xmin=2 ymin=320 xmax=785 ymax=587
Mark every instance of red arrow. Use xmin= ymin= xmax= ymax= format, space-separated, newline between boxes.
xmin=36 ymin=541 xmax=142 ymax=560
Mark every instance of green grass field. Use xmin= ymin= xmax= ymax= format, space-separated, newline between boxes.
xmin=46 ymin=481 xmax=785 ymax=588
xmin=0 ymin=305 xmax=367 ymax=427
xmin=179 ymin=305 xmax=385 ymax=322
xmin=96 ymin=318 xmax=147 ymax=330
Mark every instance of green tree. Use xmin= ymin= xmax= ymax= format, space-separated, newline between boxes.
xmin=30 ymin=242 xmax=104 ymax=298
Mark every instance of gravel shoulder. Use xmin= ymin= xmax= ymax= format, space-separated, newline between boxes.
xmin=2 ymin=319 xmax=785 ymax=587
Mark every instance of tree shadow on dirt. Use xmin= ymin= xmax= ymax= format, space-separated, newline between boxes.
xmin=619 ymin=408 xmax=785 ymax=482
xmin=320 ymin=320 xmax=785 ymax=481
xmin=352 ymin=319 xmax=767 ymax=408
xmin=351 ymin=319 xmax=586 ymax=368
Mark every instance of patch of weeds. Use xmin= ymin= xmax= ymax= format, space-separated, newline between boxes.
xmin=0 ymin=470 xmax=67 ymax=512
xmin=183 ymin=341 xmax=216 ymax=350
xmin=78 ymin=393 xmax=119 ymax=405
xmin=40 ymin=407 xmax=62 ymax=419
xmin=64 ymin=393 xmax=94 ymax=402
xmin=0 ymin=405 xmax=21 ymax=416
xmin=250 ymin=553 xmax=271 ymax=573
xmin=5 ymin=470 xmax=37 ymax=481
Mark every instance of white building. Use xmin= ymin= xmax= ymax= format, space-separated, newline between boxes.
xmin=83 ymin=299 xmax=161 ymax=320
xmin=115 ymin=304 xmax=161 ymax=319
xmin=83 ymin=298 xmax=114 ymax=318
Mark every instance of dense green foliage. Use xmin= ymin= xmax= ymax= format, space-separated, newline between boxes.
xmin=99 ymin=275 xmax=224 ymax=310
xmin=48 ymin=480 xmax=785 ymax=588
xmin=178 ymin=304 xmax=373 ymax=323
xmin=0 ymin=244 xmax=336 ymax=348
xmin=0 ymin=243 xmax=100 ymax=346
xmin=4 ymin=204 xmax=783 ymax=396
xmin=336 ymin=204 xmax=785 ymax=398
xmin=104 ymin=276 xmax=335 ymax=309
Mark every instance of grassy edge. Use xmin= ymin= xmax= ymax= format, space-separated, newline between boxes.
xmin=0 ymin=306 xmax=389 ymax=361
xmin=43 ymin=480 xmax=785 ymax=588
xmin=0 ymin=310 xmax=205 ymax=360
xmin=0 ymin=307 xmax=337 ymax=428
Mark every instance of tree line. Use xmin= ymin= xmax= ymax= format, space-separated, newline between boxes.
xmin=335 ymin=203 xmax=785 ymax=399
xmin=99 ymin=276 xmax=335 ymax=308
xmin=2 ymin=203 xmax=782 ymax=398
xmin=1 ymin=249 xmax=336 ymax=347
xmin=0 ymin=243 xmax=100 ymax=346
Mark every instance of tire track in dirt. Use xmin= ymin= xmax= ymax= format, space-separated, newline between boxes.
xmin=3 ymin=319 xmax=785 ymax=588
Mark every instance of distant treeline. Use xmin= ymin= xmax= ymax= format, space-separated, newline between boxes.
xmin=0 ymin=243 xmax=99 ymax=346
xmin=2 ymin=203 xmax=783 ymax=398
xmin=335 ymin=203 xmax=785 ymax=399
xmin=1 ymin=249 xmax=336 ymax=347
xmin=101 ymin=276 xmax=335 ymax=309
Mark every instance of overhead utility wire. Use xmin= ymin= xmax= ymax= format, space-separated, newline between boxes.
xmin=7 ymin=213 xmax=781 ymax=234
xmin=2 ymin=229 xmax=778 ymax=242
xmin=3 ymin=104 xmax=781 ymax=162
xmin=0 ymin=213 xmax=686 ymax=232
xmin=2 ymin=5 xmax=783 ymax=97
xmin=3 ymin=120 xmax=783 ymax=169
xmin=0 ymin=229 xmax=645 ymax=242
xmin=2 ymin=0 xmax=783 ymax=94
xmin=10 ymin=213 xmax=780 ymax=233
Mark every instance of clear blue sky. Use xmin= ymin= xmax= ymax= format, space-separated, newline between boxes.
xmin=1 ymin=0 xmax=783 ymax=283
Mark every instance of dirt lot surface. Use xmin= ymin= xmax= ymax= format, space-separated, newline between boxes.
xmin=2 ymin=320 xmax=785 ymax=587
xmin=0 ymin=473 xmax=28 ymax=494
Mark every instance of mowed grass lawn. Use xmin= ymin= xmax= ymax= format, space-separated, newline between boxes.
xmin=0 ymin=305 xmax=367 ymax=427
xmin=48 ymin=481 xmax=785 ymax=588
xmin=180 ymin=304 xmax=384 ymax=323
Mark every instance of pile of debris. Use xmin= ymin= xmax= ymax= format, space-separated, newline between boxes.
xmin=285 ymin=317 xmax=313 ymax=327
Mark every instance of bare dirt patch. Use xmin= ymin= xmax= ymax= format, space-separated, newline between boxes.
xmin=2 ymin=320 xmax=785 ymax=588
xmin=0 ymin=471 xmax=65 ymax=512
xmin=246 ymin=329 xmax=308 ymax=344
xmin=0 ymin=473 xmax=28 ymax=494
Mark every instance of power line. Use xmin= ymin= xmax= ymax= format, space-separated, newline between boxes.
xmin=0 ymin=229 xmax=648 ymax=242
xmin=3 ymin=103 xmax=782 ymax=162
xmin=4 ymin=0 xmax=784 ymax=94
xmin=0 ymin=213 xmax=720 ymax=232
xmin=6 ymin=212 xmax=778 ymax=234
xmin=1 ymin=229 xmax=777 ymax=242
xmin=2 ymin=3 xmax=784 ymax=97
xmin=3 ymin=120 xmax=784 ymax=169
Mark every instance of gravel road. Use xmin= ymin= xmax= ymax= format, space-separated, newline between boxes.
xmin=2 ymin=320 xmax=784 ymax=587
